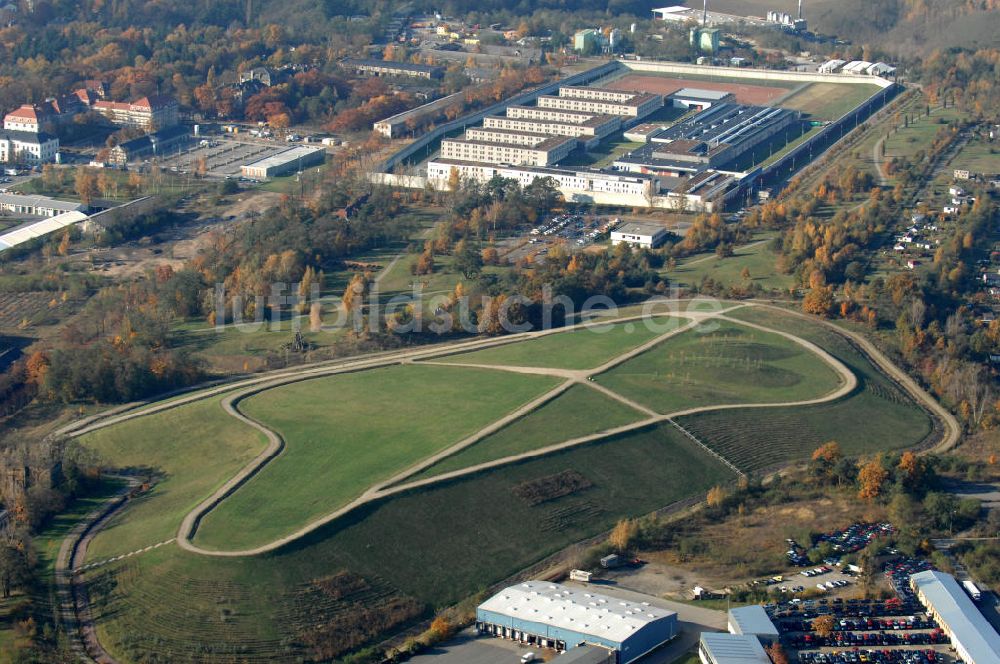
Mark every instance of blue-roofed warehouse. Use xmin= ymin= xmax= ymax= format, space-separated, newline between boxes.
xmin=476 ymin=581 xmax=678 ymax=663
xmin=910 ymin=570 xmax=1000 ymax=664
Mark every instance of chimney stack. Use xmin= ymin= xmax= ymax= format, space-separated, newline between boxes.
xmin=798 ymin=0 xmax=803 ymax=20
xmin=703 ymin=0 xmax=708 ymax=26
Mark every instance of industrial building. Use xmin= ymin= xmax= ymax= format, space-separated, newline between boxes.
xmin=910 ymin=571 xmax=1000 ymax=664
xmin=241 ymin=146 xmax=325 ymax=179
xmin=439 ymin=134 xmax=577 ymax=167
xmin=610 ymin=222 xmax=668 ymax=248
xmin=624 ymin=122 xmax=673 ymax=143
xmin=668 ymin=88 xmax=735 ymax=110
xmin=614 ymin=103 xmax=799 ymax=175
xmin=698 ymin=633 xmax=770 ymax=664
xmin=341 ymin=58 xmax=445 ymax=80
xmin=476 ymin=581 xmax=678 ymax=664
xmin=554 ymin=644 xmax=617 ymax=663
xmin=726 ymin=606 xmax=779 ymax=644
xmin=0 ymin=194 xmax=85 ymax=217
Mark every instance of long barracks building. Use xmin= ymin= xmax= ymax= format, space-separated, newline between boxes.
xmin=439 ymin=134 xmax=577 ymax=167
xmin=536 ymin=89 xmax=663 ymax=121
xmin=482 ymin=114 xmax=621 ymax=146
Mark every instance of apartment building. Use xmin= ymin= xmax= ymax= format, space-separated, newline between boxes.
xmin=0 ymin=130 xmax=59 ymax=164
xmin=93 ymin=95 xmax=179 ymax=130
xmin=3 ymin=105 xmax=51 ymax=133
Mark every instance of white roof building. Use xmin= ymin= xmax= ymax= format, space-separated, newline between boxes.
xmin=910 ymin=571 xmax=1000 ymax=664
xmin=0 ymin=210 xmax=88 ymax=251
xmin=867 ymin=62 xmax=896 ymax=77
xmin=699 ymin=633 xmax=771 ymax=664
xmin=727 ymin=606 xmax=779 ymax=642
xmin=611 ymin=222 xmax=668 ymax=248
xmin=819 ymin=59 xmax=846 ymax=73
xmin=476 ymin=581 xmax=678 ymax=663
xmin=652 ymin=6 xmax=697 ymax=21
xmin=842 ymin=61 xmax=874 ymax=75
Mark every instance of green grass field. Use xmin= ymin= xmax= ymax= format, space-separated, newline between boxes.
xmin=407 ymin=384 xmax=646 ymax=482
xmin=434 ymin=317 xmax=685 ymax=370
xmin=778 ymin=83 xmax=882 ymax=121
xmin=951 ymin=134 xmax=1000 ymax=175
xmin=595 ymin=319 xmax=843 ymax=413
xmin=883 ymin=106 xmax=965 ymax=165
xmin=80 ymin=399 xmax=268 ymax=560
xmin=194 ymin=364 xmax=561 ymax=550
xmin=666 ymin=235 xmax=794 ymax=292
xmin=85 ymin=423 xmax=734 ymax=663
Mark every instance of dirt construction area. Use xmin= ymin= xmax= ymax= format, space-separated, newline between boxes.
xmin=608 ymin=74 xmax=795 ymax=105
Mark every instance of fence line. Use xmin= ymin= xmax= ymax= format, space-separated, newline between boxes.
xmin=666 ymin=417 xmax=746 ymax=478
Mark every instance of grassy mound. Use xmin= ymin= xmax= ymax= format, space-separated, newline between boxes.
xmin=194 ymin=364 xmax=562 ymax=550
xmin=406 ymin=384 xmax=647 ymax=482
xmin=595 ymin=319 xmax=843 ymax=413
xmin=86 ymin=423 xmax=733 ymax=663
xmin=79 ymin=399 xmax=268 ymax=560
xmin=683 ymin=306 xmax=934 ymax=471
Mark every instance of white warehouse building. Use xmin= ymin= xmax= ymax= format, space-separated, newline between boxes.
xmin=610 ymin=222 xmax=668 ymax=249
xmin=910 ymin=571 xmax=1000 ymax=664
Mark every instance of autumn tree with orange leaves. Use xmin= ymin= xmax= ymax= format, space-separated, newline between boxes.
xmin=812 ymin=615 xmax=836 ymax=638
xmin=765 ymin=642 xmax=790 ymax=664
xmin=858 ymin=456 xmax=889 ymax=501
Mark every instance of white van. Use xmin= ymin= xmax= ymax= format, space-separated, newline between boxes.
xmin=520 ymin=652 xmax=536 ymax=663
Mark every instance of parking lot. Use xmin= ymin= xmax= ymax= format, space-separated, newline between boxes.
xmin=409 ymin=628 xmax=537 ymax=664
xmin=501 ymin=214 xmax=626 ymax=265
xmin=156 ymin=137 xmax=291 ymax=177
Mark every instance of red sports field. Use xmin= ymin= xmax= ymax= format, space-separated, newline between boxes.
xmin=607 ymin=74 xmax=792 ymax=105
